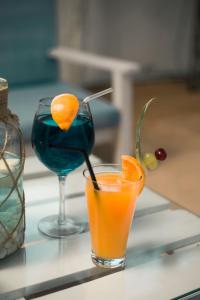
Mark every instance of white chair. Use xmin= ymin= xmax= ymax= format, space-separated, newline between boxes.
xmin=50 ymin=47 xmax=141 ymax=161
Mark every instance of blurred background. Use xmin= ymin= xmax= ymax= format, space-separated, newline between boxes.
xmin=58 ymin=0 xmax=195 ymax=83
xmin=0 ymin=0 xmax=200 ymax=216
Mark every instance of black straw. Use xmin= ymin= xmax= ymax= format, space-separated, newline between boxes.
xmin=49 ymin=144 xmax=100 ymax=190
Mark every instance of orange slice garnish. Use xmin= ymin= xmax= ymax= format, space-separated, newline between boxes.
xmin=121 ymin=155 xmax=145 ymax=193
xmin=51 ymin=93 xmax=79 ymax=130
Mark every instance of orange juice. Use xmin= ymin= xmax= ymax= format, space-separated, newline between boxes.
xmin=85 ymin=172 xmax=141 ymax=261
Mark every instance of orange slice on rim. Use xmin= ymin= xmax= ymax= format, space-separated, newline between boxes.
xmin=51 ymin=93 xmax=79 ymax=130
xmin=121 ymin=155 xmax=145 ymax=193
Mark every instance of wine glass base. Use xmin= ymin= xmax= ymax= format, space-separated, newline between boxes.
xmin=38 ymin=215 xmax=85 ymax=238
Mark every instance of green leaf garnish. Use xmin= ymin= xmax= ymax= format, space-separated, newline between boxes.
xmin=135 ymin=98 xmax=156 ymax=165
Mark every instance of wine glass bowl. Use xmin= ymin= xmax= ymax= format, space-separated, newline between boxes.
xmin=31 ymin=97 xmax=95 ymax=238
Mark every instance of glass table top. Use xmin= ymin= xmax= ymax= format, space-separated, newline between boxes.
xmin=0 ymin=155 xmax=200 ymax=300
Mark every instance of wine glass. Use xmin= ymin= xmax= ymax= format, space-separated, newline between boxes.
xmin=31 ymin=97 xmax=95 ymax=238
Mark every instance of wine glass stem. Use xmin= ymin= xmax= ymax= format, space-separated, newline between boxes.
xmin=58 ymin=175 xmax=66 ymax=225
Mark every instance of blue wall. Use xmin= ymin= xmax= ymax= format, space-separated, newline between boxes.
xmin=0 ymin=0 xmax=58 ymax=86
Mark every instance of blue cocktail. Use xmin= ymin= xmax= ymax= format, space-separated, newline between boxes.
xmin=32 ymin=114 xmax=94 ymax=175
xmin=31 ymin=97 xmax=95 ymax=238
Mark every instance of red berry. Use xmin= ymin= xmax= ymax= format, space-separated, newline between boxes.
xmin=155 ymin=148 xmax=167 ymax=161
